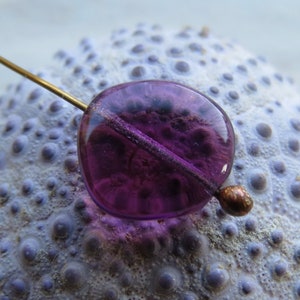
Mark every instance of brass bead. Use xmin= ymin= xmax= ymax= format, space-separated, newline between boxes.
xmin=216 ymin=185 xmax=253 ymax=217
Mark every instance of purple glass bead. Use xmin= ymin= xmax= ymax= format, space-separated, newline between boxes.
xmin=78 ymin=81 xmax=235 ymax=219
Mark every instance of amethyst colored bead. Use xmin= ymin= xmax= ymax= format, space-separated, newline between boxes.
xmin=78 ymin=80 xmax=235 ymax=219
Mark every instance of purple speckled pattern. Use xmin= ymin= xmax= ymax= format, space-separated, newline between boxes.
xmin=2 ymin=24 xmax=300 ymax=299
xmin=79 ymin=81 xmax=235 ymax=219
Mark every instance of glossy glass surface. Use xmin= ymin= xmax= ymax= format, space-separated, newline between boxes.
xmin=78 ymin=81 xmax=235 ymax=219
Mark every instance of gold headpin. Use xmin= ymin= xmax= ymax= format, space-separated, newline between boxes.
xmin=0 ymin=56 xmax=87 ymax=111
xmin=0 ymin=55 xmax=253 ymax=219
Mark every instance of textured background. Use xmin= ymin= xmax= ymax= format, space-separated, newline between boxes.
xmin=0 ymin=0 xmax=300 ymax=90
xmin=1 ymin=2 xmax=300 ymax=298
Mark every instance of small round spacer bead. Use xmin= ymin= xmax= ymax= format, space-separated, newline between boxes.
xmin=216 ymin=185 xmax=253 ymax=216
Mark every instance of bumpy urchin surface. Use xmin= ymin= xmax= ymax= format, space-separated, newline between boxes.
xmin=1 ymin=24 xmax=300 ymax=299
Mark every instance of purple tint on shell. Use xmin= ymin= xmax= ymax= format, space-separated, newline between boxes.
xmin=78 ymin=81 xmax=235 ymax=219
